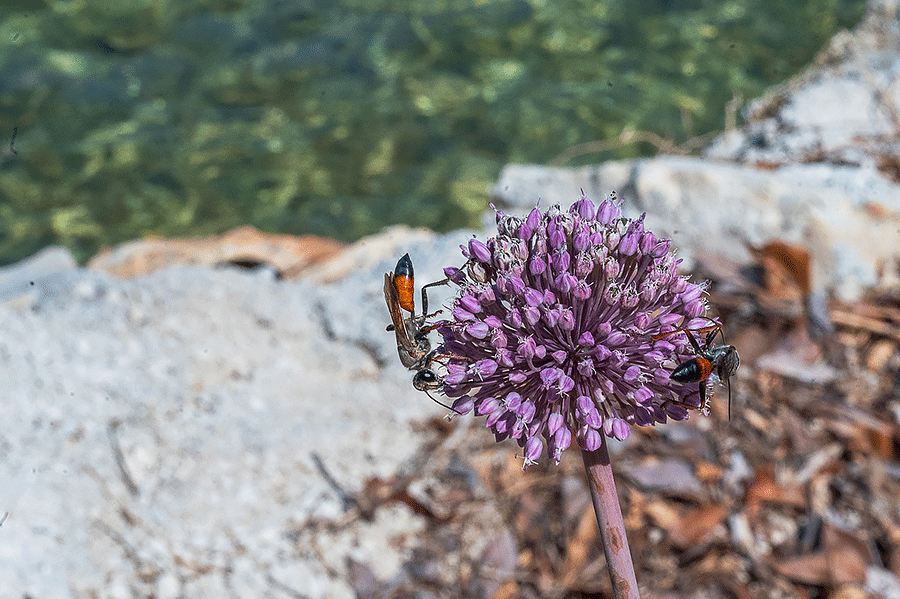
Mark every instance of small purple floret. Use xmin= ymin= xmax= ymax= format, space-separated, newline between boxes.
xmin=436 ymin=193 xmax=709 ymax=467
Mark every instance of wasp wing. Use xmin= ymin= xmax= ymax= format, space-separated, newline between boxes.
xmin=384 ymin=272 xmax=414 ymax=347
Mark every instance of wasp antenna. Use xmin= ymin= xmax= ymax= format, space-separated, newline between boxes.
xmin=699 ymin=316 xmax=726 ymax=345
xmin=703 ymin=326 xmax=720 ymax=348
xmin=714 ymin=323 xmax=726 ymax=346
xmin=425 ymin=390 xmax=461 ymax=414
xmin=727 ymin=379 xmax=733 ymax=421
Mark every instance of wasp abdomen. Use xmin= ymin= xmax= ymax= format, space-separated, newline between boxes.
xmin=393 ymin=253 xmax=416 ymax=312
xmin=671 ymin=357 xmax=712 ymax=384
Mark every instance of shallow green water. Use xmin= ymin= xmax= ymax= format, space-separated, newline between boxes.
xmin=0 ymin=0 xmax=866 ymax=264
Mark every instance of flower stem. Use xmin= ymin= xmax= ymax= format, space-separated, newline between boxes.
xmin=581 ymin=436 xmax=641 ymax=599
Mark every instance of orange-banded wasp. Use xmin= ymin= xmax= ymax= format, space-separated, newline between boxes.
xmin=653 ymin=317 xmax=740 ymax=419
xmin=384 ymin=253 xmax=455 ymax=405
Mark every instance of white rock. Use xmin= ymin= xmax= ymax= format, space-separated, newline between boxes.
xmin=493 ymin=156 xmax=900 ymax=301
xmin=0 ymin=231 xmax=478 ymax=599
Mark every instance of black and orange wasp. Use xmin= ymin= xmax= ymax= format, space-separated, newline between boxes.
xmin=383 ymin=253 xmax=453 ymax=399
xmin=653 ymin=317 xmax=740 ymax=419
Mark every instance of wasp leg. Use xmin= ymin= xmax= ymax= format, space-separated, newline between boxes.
xmin=669 ymin=396 xmax=705 ymax=411
xmin=669 ymin=384 xmax=710 ymax=414
xmin=420 ymin=277 xmax=451 ymax=319
xmin=678 ymin=323 xmax=723 ymax=355
xmin=652 ymin=324 xmax=716 ymax=343
xmin=430 ymin=352 xmax=471 ymax=362
xmin=421 ymin=309 xmax=444 ymax=322
xmin=417 ymin=322 xmax=451 ymax=336
xmin=652 ymin=318 xmax=723 ymax=345
xmin=700 ymin=381 xmax=710 ymax=413
xmin=419 ymin=257 xmax=474 ymax=320
xmin=683 ymin=328 xmax=704 ymax=354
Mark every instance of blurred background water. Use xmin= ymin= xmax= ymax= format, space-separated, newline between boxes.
xmin=0 ymin=0 xmax=865 ymax=265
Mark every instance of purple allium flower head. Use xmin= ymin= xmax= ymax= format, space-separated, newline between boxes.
xmin=437 ymin=192 xmax=711 ymax=468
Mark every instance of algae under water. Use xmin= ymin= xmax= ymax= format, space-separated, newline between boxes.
xmin=0 ymin=0 xmax=866 ymax=264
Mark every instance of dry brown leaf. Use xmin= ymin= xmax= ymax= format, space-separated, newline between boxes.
xmin=89 ymin=225 xmax=344 ymax=279
xmin=831 ymin=308 xmax=900 ymax=343
xmin=769 ymin=524 xmax=870 ymax=587
xmin=696 ymin=460 xmax=724 ymax=483
xmin=560 ymin=506 xmax=599 ymax=586
xmin=769 ymin=552 xmax=831 ymax=585
xmin=744 ymin=465 xmax=807 ymax=514
xmin=359 ymin=476 xmax=451 ymax=523
xmin=721 ymin=578 xmax=759 ymax=599
xmin=490 ymin=581 xmax=520 ymax=599
xmin=825 ymin=544 xmax=869 ymax=586
xmin=866 ymin=339 xmax=897 ymax=372
xmin=753 ymin=239 xmax=812 ymax=298
xmin=643 ymin=499 xmax=680 ymax=531
xmin=668 ymin=504 xmax=729 ymax=549
xmin=624 ymin=488 xmax=647 ymax=531
xmin=825 ymin=406 xmax=900 ymax=460
xmin=863 ymin=200 xmax=891 ymax=219
xmin=827 ymin=584 xmax=872 ymax=599
xmin=823 ymin=525 xmax=875 ymax=582
xmin=473 ymin=528 xmax=518 ymax=599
